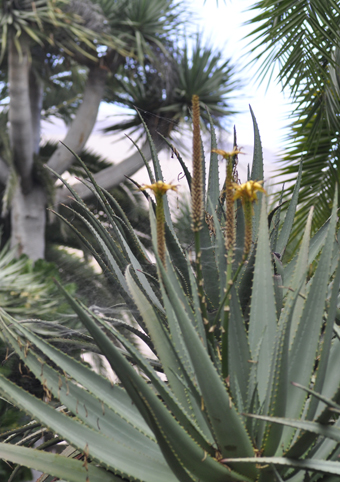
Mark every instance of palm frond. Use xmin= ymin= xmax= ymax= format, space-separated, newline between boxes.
xmin=103 ymin=34 xmax=239 ymax=140
xmin=247 ymin=1 xmax=340 ymax=90
xmin=247 ymin=0 xmax=340 ymax=239
xmin=275 ymin=105 xmax=339 ymax=245
xmin=96 ymin=0 xmax=187 ymax=62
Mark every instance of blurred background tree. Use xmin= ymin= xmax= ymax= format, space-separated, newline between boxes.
xmin=0 ymin=0 xmax=240 ymax=261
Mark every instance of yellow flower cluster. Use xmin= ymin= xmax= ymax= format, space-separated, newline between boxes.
xmin=232 ymin=180 xmax=266 ymax=204
xmin=211 ymin=148 xmax=243 ymax=159
xmin=140 ymin=181 xmax=178 ymax=196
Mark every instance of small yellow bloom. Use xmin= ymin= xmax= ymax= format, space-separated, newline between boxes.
xmin=140 ymin=180 xmax=177 ymax=268
xmin=232 ymin=181 xmax=266 ymax=203
xmin=212 ymin=148 xmax=244 ymax=159
xmin=140 ymin=180 xmax=178 ymax=196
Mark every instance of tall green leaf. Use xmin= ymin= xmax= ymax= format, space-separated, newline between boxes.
xmin=248 ymin=196 xmax=277 ymax=404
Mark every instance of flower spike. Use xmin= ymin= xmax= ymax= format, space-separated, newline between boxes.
xmin=140 ymin=181 xmax=177 ymax=267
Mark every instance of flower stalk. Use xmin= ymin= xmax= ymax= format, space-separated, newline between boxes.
xmin=140 ymin=181 xmax=177 ymax=267
xmin=212 ymin=148 xmax=242 ymax=252
xmin=191 ymin=95 xmax=203 ymax=233
xmin=191 ymin=95 xmax=212 ymax=341
xmin=212 ymin=147 xmax=242 ymax=378
xmin=232 ymin=180 xmax=266 ymax=259
xmin=243 ymin=200 xmax=253 ymax=258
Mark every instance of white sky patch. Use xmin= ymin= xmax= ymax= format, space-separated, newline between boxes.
xmin=191 ymin=0 xmax=293 ymax=153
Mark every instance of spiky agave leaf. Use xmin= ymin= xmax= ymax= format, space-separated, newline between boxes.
xmin=0 ymin=108 xmax=340 ymax=482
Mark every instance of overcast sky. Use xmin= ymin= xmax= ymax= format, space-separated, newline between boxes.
xmin=193 ymin=0 xmax=293 ymax=153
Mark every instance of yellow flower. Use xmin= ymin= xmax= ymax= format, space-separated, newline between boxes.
xmin=140 ymin=180 xmax=177 ymax=268
xmin=140 ymin=181 xmax=178 ymax=196
xmin=212 ymin=148 xmax=244 ymax=159
xmin=232 ymin=181 xmax=266 ymax=203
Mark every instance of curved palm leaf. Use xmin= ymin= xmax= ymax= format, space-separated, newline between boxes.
xmin=246 ymin=1 xmax=340 ymax=91
xmin=246 ymin=0 xmax=340 ymax=239
xmin=276 ymin=103 xmax=339 ymax=242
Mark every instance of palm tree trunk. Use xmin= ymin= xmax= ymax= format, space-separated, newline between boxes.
xmin=0 ymin=157 xmax=9 ymax=185
xmin=8 ymin=35 xmax=34 ymax=193
xmin=29 ymin=69 xmax=44 ymax=155
xmin=9 ymin=61 xmax=108 ymax=260
xmin=47 ymin=65 xmax=108 ymax=175
xmin=11 ymin=185 xmax=46 ymax=260
xmin=8 ymin=37 xmax=47 ymax=260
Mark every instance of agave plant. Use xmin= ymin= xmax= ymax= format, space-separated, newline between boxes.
xmin=0 ymin=97 xmax=340 ymax=482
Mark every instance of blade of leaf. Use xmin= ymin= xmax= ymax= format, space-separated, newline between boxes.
xmin=250 ymin=105 xmax=264 ymax=183
xmin=95 ymin=308 xmax=215 ymax=452
xmin=0 ymin=375 xmax=174 ymax=482
xmin=283 ymin=190 xmax=338 ymax=448
xmin=125 ymin=266 xmax=203 ymax=422
xmin=57 ymin=283 xmax=251 ymax=482
xmin=135 ymin=110 xmax=174 ymax=232
xmin=222 ymin=456 xmax=340 ymax=476
xmin=248 ymin=196 xmax=277 ymax=405
xmin=0 ymin=310 xmax=151 ymax=436
xmin=244 ymin=413 xmax=340 ymax=445
xmin=0 ymin=318 xmax=162 ymax=460
xmin=276 ymin=162 xmax=302 ymax=256
xmin=209 ymin=198 xmax=226 ymax=303
xmin=306 ymin=259 xmax=340 ymax=420
xmin=0 ymin=443 xmax=118 ymax=482
xmin=157 ymin=256 xmax=257 ymax=479
xmin=228 ymin=285 xmax=251 ymax=414
xmin=249 ymin=105 xmax=264 ymax=240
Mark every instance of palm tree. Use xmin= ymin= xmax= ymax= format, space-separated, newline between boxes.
xmin=245 ymin=1 xmax=340 ymax=240
xmin=0 ymin=0 xmax=187 ymax=260
xmin=1 ymin=0 xmax=240 ymax=261
xmin=61 ymin=35 xmax=239 ymax=203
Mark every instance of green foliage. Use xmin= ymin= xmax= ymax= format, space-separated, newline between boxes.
xmin=0 ymin=242 xmax=75 ymax=321
xmin=0 ymin=107 xmax=340 ymax=482
xmin=0 ymin=363 xmax=33 ymax=482
xmin=246 ymin=1 xmax=340 ymax=239
xmin=0 ymin=0 xmax=113 ymax=62
xmin=0 ymin=240 xmax=80 ymax=481
xmin=103 ymin=34 xmax=239 ymax=139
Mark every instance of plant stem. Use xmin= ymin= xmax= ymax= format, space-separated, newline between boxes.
xmin=225 ymin=158 xmax=235 ymax=251
xmin=243 ymin=201 xmax=252 ymax=258
xmin=155 ymin=193 xmax=166 ymax=267
xmin=222 ymin=246 xmax=234 ymax=379
xmin=222 ymin=156 xmax=235 ymax=378
xmin=191 ymin=95 xmax=203 ymax=233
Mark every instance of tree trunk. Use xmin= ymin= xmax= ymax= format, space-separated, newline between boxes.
xmin=8 ymin=36 xmax=34 ymax=193
xmin=0 ymin=157 xmax=9 ymax=185
xmin=29 ymin=69 xmax=44 ymax=155
xmin=8 ymin=37 xmax=48 ymax=260
xmin=47 ymin=66 xmax=108 ymax=175
xmin=11 ymin=184 xmax=46 ymax=261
